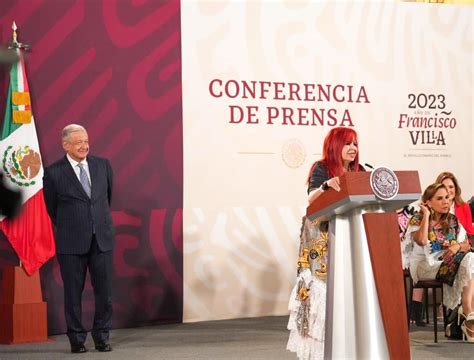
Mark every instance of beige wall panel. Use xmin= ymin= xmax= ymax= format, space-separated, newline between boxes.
xmin=182 ymin=1 xmax=473 ymax=322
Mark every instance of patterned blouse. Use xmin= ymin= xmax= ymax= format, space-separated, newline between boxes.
xmin=408 ymin=213 xmax=460 ymax=254
xmin=406 ymin=212 xmax=467 ymax=284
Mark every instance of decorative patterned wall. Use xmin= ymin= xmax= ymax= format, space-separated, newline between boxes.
xmin=0 ymin=0 xmax=183 ymax=334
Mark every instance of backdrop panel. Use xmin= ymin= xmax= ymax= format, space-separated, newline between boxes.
xmin=181 ymin=1 xmax=473 ymax=322
xmin=0 ymin=0 xmax=183 ymax=333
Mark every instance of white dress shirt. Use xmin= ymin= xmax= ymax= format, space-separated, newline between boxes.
xmin=66 ymin=153 xmax=91 ymax=185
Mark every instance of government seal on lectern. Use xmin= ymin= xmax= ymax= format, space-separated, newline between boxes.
xmin=369 ymin=166 xmax=399 ymax=200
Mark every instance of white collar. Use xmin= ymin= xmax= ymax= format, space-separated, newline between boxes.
xmin=66 ymin=153 xmax=88 ymax=167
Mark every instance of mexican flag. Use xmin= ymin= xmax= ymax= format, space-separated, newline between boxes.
xmin=0 ymin=50 xmax=55 ymax=275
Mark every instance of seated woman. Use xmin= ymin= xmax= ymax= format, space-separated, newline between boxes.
xmin=398 ymin=205 xmax=428 ymax=326
xmin=436 ymin=171 xmax=474 ymax=237
xmin=406 ymin=183 xmax=474 ymax=342
xmin=287 ymin=127 xmax=364 ymax=359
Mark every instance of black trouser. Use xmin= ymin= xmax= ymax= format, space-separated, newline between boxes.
xmin=57 ymin=236 xmax=113 ymax=346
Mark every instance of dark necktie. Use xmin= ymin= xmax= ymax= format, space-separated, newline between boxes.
xmin=77 ymin=163 xmax=91 ymax=198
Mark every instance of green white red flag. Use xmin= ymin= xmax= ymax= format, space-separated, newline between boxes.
xmin=0 ymin=50 xmax=55 ymax=275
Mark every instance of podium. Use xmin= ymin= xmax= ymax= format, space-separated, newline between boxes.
xmin=0 ymin=266 xmax=48 ymax=343
xmin=307 ymin=171 xmax=421 ymax=359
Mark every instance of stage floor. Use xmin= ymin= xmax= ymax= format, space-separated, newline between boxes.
xmin=0 ymin=316 xmax=471 ymax=359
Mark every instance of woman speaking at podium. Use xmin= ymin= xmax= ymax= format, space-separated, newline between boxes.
xmin=287 ymin=127 xmax=365 ymax=359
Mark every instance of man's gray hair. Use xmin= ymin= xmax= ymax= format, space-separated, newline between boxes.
xmin=62 ymin=124 xmax=87 ymax=142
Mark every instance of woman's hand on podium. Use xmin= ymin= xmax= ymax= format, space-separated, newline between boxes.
xmin=327 ymin=177 xmax=341 ymax=192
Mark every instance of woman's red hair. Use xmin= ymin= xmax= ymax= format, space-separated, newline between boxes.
xmin=307 ymin=127 xmax=360 ymax=182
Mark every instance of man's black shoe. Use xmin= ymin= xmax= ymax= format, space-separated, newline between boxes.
xmin=70 ymin=344 xmax=87 ymax=353
xmin=95 ymin=342 xmax=112 ymax=352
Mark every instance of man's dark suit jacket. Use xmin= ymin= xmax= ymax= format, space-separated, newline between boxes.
xmin=43 ymin=155 xmax=114 ymax=254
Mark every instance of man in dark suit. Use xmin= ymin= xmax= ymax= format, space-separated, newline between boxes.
xmin=43 ymin=124 xmax=114 ymax=353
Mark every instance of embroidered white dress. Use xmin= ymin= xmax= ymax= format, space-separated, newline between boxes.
xmin=287 ymin=217 xmax=327 ymax=360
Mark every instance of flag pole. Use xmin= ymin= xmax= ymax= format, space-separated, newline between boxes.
xmin=11 ymin=21 xmax=26 ymax=271
xmin=13 ymin=21 xmax=21 ymax=271
xmin=12 ymin=21 xmax=18 ymax=46
xmin=10 ymin=21 xmax=28 ymax=51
